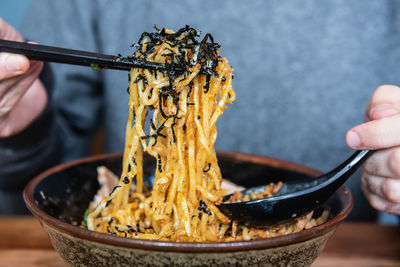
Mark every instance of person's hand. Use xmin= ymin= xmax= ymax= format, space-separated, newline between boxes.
xmin=346 ymin=85 xmax=400 ymax=215
xmin=0 ymin=17 xmax=47 ymax=137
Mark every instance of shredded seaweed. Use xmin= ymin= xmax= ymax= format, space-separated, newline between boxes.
xmin=105 ymin=199 xmax=112 ymax=207
xmin=203 ymin=163 xmax=211 ymax=172
xmin=204 ymin=74 xmax=211 ymax=93
xmin=126 ymin=25 xmax=222 ymax=102
xmin=198 ymin=200 xmax=212 ymax=215
xmin=157 ymin=153 xmax=162 ymax=173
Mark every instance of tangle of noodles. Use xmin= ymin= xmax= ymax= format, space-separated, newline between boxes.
xmin=87 ymin=26 xmax=236 ymax=241
xmin=86 ymin=26 xmax=329 ymax=241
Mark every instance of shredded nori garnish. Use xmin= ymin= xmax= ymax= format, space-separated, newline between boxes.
xmin=204 ymin=74 xmax=211 ymax=93
xmin=141 ymin=117 xmax=167 ymax=142
xmin=106 ymin=227 xmax=117 ymax=235
xmin=171 ymin=122 xmax=177 ymax=143
xmin=105 ymin=199 xmax=112 ymax=207
xmin=108 ymin=217 xmax=116 ymax=225
xmin=157 ymin=153 xmax=162 ymax=173
xmin=203 ymin=163 xmax=211 ymax=172
xmin=134 ymin=74 xmax=148 ymax=84
xmin=198 ymin=200 xmax=212 ymax=215
xmin=127 ymin=25 xmax=222 ymax=96
xmin=110 ymin=186 xmax=121 ymax=195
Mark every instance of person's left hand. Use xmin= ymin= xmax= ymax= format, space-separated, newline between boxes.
xmin=346 ymin=85 xmax=400 ymax=215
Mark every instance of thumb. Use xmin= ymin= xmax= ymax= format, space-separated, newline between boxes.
xmin=346 ymin=85 xmax=400 ymax=150
xmin=0 ymin=18 xmax=31 ymax=79
xmin=0 ymin=53 xmax=30 ymax=79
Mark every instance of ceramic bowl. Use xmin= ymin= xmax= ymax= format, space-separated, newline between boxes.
xmin=24 ymin=152 xmax=353 ymax=267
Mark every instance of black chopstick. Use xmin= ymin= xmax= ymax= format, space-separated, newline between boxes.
xmin=0 ymin=39 xmax=179 ymax=72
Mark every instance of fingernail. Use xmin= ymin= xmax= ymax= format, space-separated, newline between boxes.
xmin=5 ymin=55 xmax=25 ymax=73
xmin=370 ymin=104 xmax=399 ymax=120
xmin=347 ymin=130 xmax=360 ymax=148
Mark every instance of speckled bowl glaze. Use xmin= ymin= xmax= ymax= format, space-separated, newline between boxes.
xmin=24 ymin=152 xmax=353 ymax=267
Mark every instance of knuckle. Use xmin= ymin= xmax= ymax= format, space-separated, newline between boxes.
xmin=388 ymin=149 xmax=400 ymax=176
xmin=362 ymin=173 xmax=381 ymax=196
xmin=383 ymin=179 xmax=400 ymax=203
xmin=363 ymin=156 xmax=379 ymax=175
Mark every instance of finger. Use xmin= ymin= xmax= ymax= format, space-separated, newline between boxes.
xmin=347 ymin=85 xmax=400 ymax=149
xmin=362 ymin=187 xmax=400 ymax=215
xmin=0 ymin=53 xmax=31 ymax=80
xmin=383 ymin=178 xmax=400 ymax=203
xmin=366 ymin=85 xmax=400 ymax=121
xmin=0 ymin=17 xmax=24 ymax=41
xmin=346 ymin=113 xmax=400 ymax=150
xmin=362 ymin=171 xmax=400 ymax=204
xmin=0 ymin=61 xmax=43 ymax=117
xmin=0 ymin=60 xmax=42 ymax=99
xmin=361 ymin=179 xmax=400 ymax=214
xmin=0 ymin=79 xmax=47 ymax=137
xmin=363 ymin=148 xmax=400 ymax=179
xmin=361 ymin=169 xmax=386 ymax=199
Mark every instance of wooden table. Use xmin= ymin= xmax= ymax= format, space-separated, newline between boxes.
xmin=0 ymin=217 xmax=399 ymax=267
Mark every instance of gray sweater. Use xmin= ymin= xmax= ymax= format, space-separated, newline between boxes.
xmin=2 ymin=0 xmax=398 ymax=220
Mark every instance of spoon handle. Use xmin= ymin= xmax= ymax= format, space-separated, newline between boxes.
xmin=320 ymin=150 xmax=374 ymax=189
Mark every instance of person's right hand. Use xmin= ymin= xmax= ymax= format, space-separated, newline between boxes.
xmin=0 ymin=18 xmax=47 ymax=137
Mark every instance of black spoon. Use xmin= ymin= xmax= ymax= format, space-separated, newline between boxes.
xmin=0 ymin=39 xmax=193 ymax=73
xmin=217 ymin=150 xmax=374 ymax=225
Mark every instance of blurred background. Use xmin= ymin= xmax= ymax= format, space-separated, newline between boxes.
xmin=0 ymin=0 xmax=32 ymax=30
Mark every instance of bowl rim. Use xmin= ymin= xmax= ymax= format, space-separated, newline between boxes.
xmin=24 ymin=151 xmax=353 ymax=253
